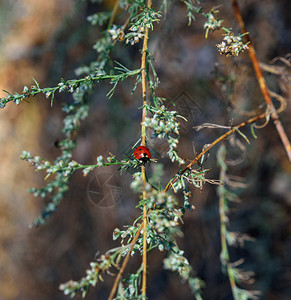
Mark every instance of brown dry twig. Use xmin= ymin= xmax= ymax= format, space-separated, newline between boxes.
xmin=164 ymin=110 xmax=274 ymax=193
xmin=108 ymin=222 xmax=144 ymax=300
xmin=231 ymin=0 xmax=291 ymax=162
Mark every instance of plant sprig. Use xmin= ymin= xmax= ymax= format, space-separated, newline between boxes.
xmin=0 ymin=66 xmax=141 ymax=108
xmin=217 ymin=144 xmax=261 ymax=300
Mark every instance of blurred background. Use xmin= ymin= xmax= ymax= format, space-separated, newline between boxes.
xmin=0 ymin=0 xmax=290 ymax=299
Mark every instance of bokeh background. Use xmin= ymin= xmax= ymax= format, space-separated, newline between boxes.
xmin=0 ymin=0 xmax=290 ymax=299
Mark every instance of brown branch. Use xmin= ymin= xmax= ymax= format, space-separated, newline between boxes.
xmin=108 ymin=223 xmax=144 ymax=300
xmin=141 ymin=188 xmax=147 ymax=294
xmin=231 ymin=0 xmax=291 ymax=162
xmin=141 ymin=1 xmax=151 ymax=147
xmin=108 ymin=1 xmax=152 ymax=296
xmin=164 ymin=112 xmax=267 ymax=192
xmin=108 ymin=0 xmax=120 ymax=29
xmin=140 ymin=0 xmax=152 ymax=296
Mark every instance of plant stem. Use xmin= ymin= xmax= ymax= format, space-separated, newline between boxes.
xmin=164 ymin=111 xmax=269 ymax=192
xmin=218 ymin=144 xmax=238 ymax=298
xmin=140 ymin=0 xmax=152 ymax=296
xmin=108 ymin=0 xmax=120 ymax=30
xmin=142 ymin=187 xmax=147 ymax=295
xmin=231 ymin=0 xmax=291 ymax=162
xmin=141 ymin=2 xmax=151 ymax=147
xmin=108 ymin=223 xmax=144 ymax=300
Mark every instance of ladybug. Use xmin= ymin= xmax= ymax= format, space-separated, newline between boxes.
xmin=134 ymin=146 xmax=151 ymax=164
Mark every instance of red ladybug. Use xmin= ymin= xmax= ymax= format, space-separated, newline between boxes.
xmin=134 ymin=146 xmax=151 ymax=164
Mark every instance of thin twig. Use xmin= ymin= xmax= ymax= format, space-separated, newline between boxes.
xmin=112 ymin=14 xmax=130 ymax=46
xmin=231 ymin=0 xmax=291 ymax=162
xmin=164 ymin=111 xmax=268 ymax=192
xmin=141 ymin=188 xmax=147 ymax=294
xmin=108 ymin=223 xmax=144 ymax=300
xmin=217 ymin=144 xmax=238 ymax=296
xmin=141 ymin=1 xmax=151 ymax=146
xmin=140 ymin=0 xmax=152 ymax=296
xmin=108 ymin=0 xmax=120 ymax=30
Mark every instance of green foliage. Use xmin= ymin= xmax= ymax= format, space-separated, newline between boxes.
xmin=87 ymin=12 xmax=112 ymax=26
xmin=182 ymin=1 xmax=249 ymax=55
xmin=143 ymin=98 xmax=185 ymax=164
xmin=0 ymin=66 xmax=141 ymax=109
xmin=182 ymin=0 xmax=202 ymax=25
